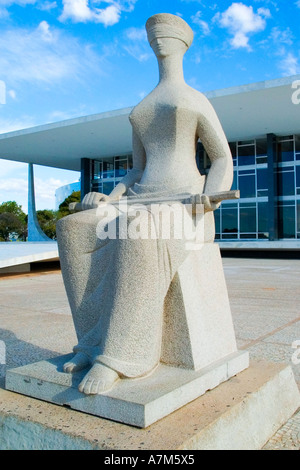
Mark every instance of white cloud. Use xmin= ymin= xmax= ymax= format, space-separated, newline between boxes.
xmin=38 ymin=1 xmax=57 ymax=11
xmin=123 ymin=26 xmax=151 ymax=62
xmin=59 ymin=0 xmax=136 ymax=26
xmin=37 ymin=20 xmax=53 ymax=41
xmin=0 ymin=176 xmax=27 ymax=193
xmin=191 ymin=11 xmax=210 ymax=35
xmin=269 ymin=27 xmax=294 ymax=46
xmin=215 ymin=2 xmax=271 ymax=50
xmin=0 ymin=159 xmax=27 ymax=178
xmin=279 ymin=53 xmax=300 ymax=76
xmin=0 ymin=22 xmax=103 ymax=86
xmin=35 ymin=177 xmax=71 ymax=203
xmin=126 ymin=27 xmax=147 ymax=42
xmin=0 ymin=0 xmax=37 ymax=18
xmin=0 ymin=160 xmax=79 ymax=210
xmin=257 ymin=7 xmax=271 ymax=18
xmin=0 ymin=116 xmax=37 ymax=134
xmin=0 ymin=174 xmax=73 ymax=210
xmin=0 ymin=0 xmax=36 ymax=4
xmin=8 ymin=89 xmax=16 ymax=99
xmin=123 ymin=44 xmax=151 ymax=62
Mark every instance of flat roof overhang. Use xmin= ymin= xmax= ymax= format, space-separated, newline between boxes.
xmin=0 ymin=75 xmax=299 ymax=171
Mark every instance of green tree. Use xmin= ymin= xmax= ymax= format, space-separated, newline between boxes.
xmin=0 ymin=201 xmax=27 ymax=241
xmin=0 ymin=201 xmax=27 ymax=224
xmin=58 ymin=190 xmax=81 ymax=217
xmin=31 ymin=191 xmax=81 ymax=240
xmin=0 ymin=212 xmax=25 ymax=241
xmin=36 ymin=209 xmax=60 ymax=240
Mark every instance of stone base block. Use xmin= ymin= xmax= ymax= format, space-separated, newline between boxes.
xmin=1 ymin=360 xmax=300 ymax=450
xmin=5 ymin=351 xmax=249 ymax=428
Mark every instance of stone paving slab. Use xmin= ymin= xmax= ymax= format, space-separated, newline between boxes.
xmin=0 ymin=257 xmax=299 ymax=449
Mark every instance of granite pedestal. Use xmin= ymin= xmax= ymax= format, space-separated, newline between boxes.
xmin=5 ymin=350 xmax=249 ymax=428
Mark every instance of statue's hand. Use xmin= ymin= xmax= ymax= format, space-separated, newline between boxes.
xmin=81 ymin=192 xmax=110 ymax=211
xmin=201 ymin=194 xmax=220 ymax=212
xmin=190 ymin=194 xmax=220 ymax=213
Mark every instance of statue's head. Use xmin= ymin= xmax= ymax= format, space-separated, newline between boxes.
xmin=146 ymin=13 xmax=194 ymax=57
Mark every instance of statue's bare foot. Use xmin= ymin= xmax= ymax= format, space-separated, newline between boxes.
xmin=63 ymin=352 xmax=90 ymax=373
xmin=78 ymin=362 xmax=119 ymax=395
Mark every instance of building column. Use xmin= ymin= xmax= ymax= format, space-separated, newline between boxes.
xmin=267 ymin=133 xmax=278 ymax=241
xmin=81 ymin=158 xmax=92 ymax=201
xmin=27 ymin=163 xmax=52 ymax=242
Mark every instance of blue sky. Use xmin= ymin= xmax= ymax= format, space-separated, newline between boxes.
xmin=0 ymin=0 xmax=300 ymax=211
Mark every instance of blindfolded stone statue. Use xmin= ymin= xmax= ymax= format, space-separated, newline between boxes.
xmin=57 ymin=13 xmax=239 ymax=397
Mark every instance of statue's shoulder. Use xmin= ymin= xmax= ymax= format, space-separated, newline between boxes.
xmin=186 ymin=86 xmax=211 ymax=108
xmin=129 ymin=91 xmax=155 ymax=123
xmin=185 ymin=86 xmax=217 ymax=121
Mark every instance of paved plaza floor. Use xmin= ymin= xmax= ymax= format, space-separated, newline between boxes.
xmin=0 ymin=256 xmax=299 ymax=450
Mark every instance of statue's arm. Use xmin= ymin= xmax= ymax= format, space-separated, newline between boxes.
xmin=195 ymin=97 xmax=233 ymax=211
xmin=108 ymin=129 xmax=146 ymax=200
xmin=197 ymin=98 xmax=233 ymax=196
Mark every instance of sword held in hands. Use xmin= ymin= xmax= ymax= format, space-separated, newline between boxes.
xmin=69 ymin=189 xmax=240 ymax=213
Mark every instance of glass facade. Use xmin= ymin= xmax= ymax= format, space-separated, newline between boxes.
xmin=198 ymin=134 xmax=300 ymax=241
xmin=91 ymin=155 xmax=132 ymax=193
xmin=86 ymin=134 xmax=300 ymax=243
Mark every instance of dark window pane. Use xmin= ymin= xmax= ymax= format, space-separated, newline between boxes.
xmin=222 ymin=203 xmax=238 ymax=208
xmin=238 ymin=145 xmax=255 ymax=166
xmin=256 ymin=139 xmax=267 ymax=156
xmin=222 ymin=233 xmax=238 ymax=239
xmin=295 ymin=136 xmax=300 ymax=152
xmin=239 ymin=174 xmax=256 ymax=198
xmin=196 ymin=144 xmax=205 ymax=172
xmin=297 ymin=203 xmax=300 ymax=234
xmin=196 ymin=145 xmax=211 ymax=173
xmin=258 ymin=232 xmax=269 ymax=239
xmin=214 ymin=208 xmax=220 ymax=234
xmin=278 ymin=205 xmax=295 ymax=239
xmin=231 ymin=171 xmax=238 ymax=190
xmin=258 ymin=202 xmax=268 ymax=234
xmin=257 ymin=168 xmax=268 ymax=190
xmin=296 ymin=166 xmax=300 ymax=188
xmin=240 ymin=234 xmax=257 ymax=239
xmin=257 ymin=189 xmax=268 ymax=197
xmin=115 ymin=158 xmax=128 ymax=178
xmin=239 ymin=169 xmax=255 ymax=175
xmin=278 ymin=170 xmax=295 ymax=196
xmin=278 ymin=141 xmax=294 ymax=162
xmin=102 ymin=161 xmax=114 ymax=179
xmin=229 ymin=142 xmax=237 ymax=158
xmin=238 ymin=140 xmax=255 ymax=146
xmin=222 ymin=207 xmax=238 ymax=234
xmin=103 ymin=182 xmax=114 ymax=194
xmin=256 ymin=156 xmax=268 ymax=164
xmin=240 ymin=202 xmax=256 ymax=208
xmin=91 ymin=181 xmax=102 ymax=192
xmin=240 ymin=206 xmax=256 ymax=233
xmin=93 ymin=161 xmax=102 ymax=180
